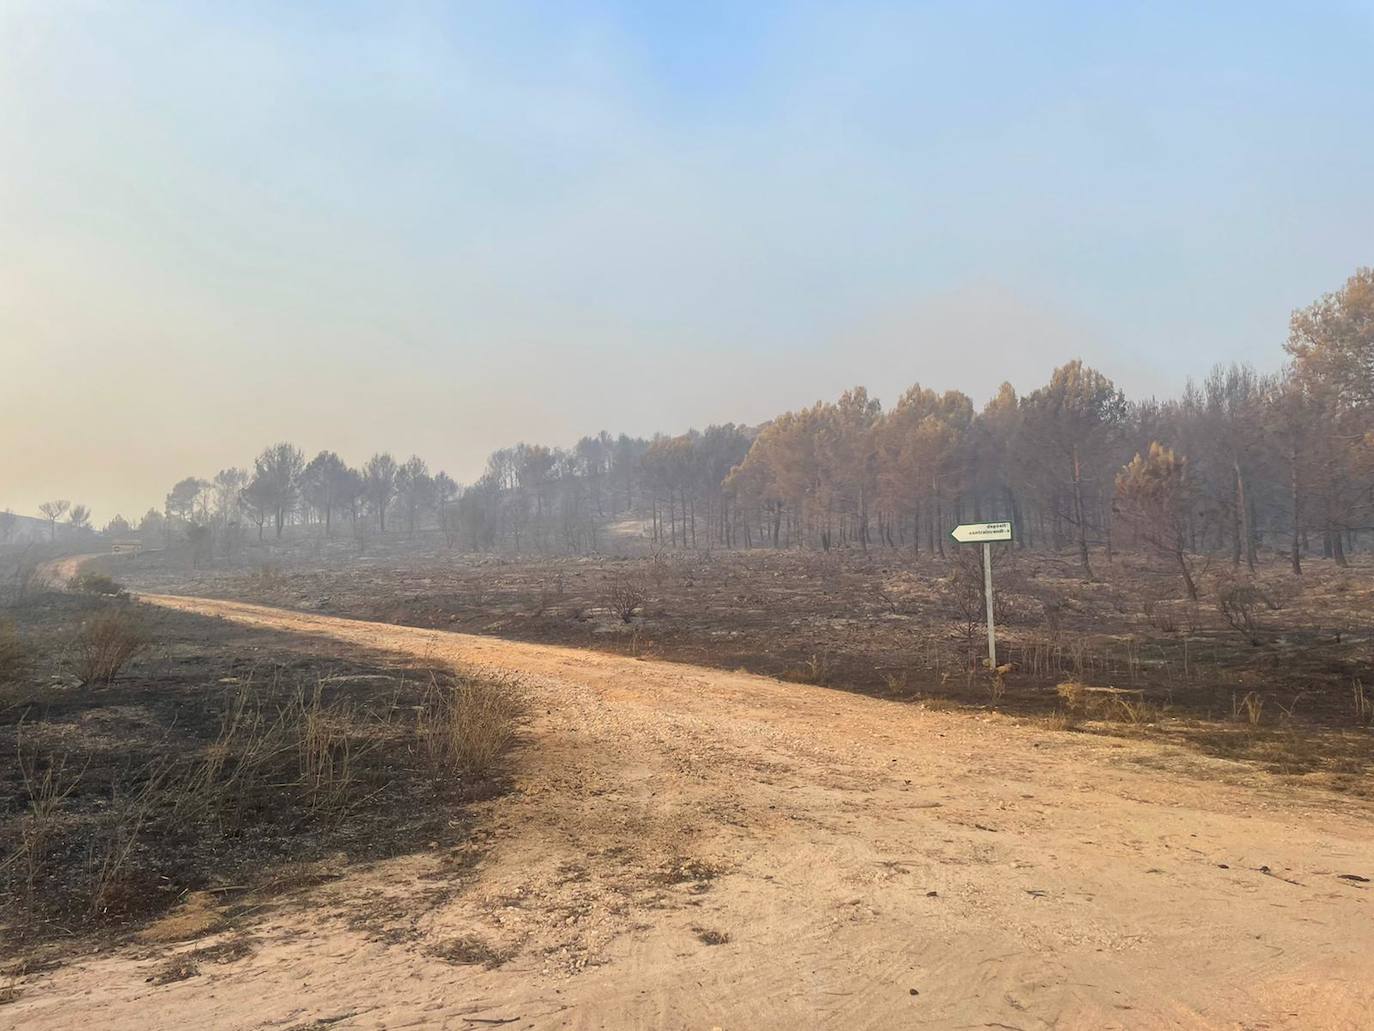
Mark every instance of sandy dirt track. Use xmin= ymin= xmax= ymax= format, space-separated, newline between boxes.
xmin=8 ymin=592 xmax=1374 ymax=1030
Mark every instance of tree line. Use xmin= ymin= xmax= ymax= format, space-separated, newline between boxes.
xmin=57 ymin=267 xmax=1372 ymax=576
xmin=722 ymin=268 xmax=1372 ymax=580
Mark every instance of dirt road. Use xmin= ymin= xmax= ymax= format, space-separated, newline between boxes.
xmin=9 ymin=594 xmax=1374 ymax=1030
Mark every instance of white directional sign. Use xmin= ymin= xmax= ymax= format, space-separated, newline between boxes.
xmin=948 ymin=521 xmax=1014 ymax=669
xmin=949 ymin=521 xmax=1013 ymax=544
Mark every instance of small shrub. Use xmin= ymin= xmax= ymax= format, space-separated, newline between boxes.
xmin=69 ymin=571 xmax=127 ymax=598
xmin=1056 ymin=681 xmax=1088 ymax=714
xmin=1216 ymin=580 xmax=1267 ymax=645
xmin=73 ymin=606 xmax=149 ymax=686
xmin=989 ymin=666 xmax=1008 ymax=702
xmin=647 ymin=553 xmax=672 ymax=589
xmin=943 ymin=552 xmax=990 ymax=666
xmin=881 ymin=670 xmax=911 ymax=697
xmin=1143 ymin=599 xmax=1178 ymax=634
xmin=784 ymin=652 xmax=833 ymax=686
xmin=605 ymin=577 xmax=646 ymax=623
xmin=1053 ymin=681 xmax=1095 ymax=728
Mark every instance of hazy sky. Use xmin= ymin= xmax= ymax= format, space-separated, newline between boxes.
xmin=3 ymin=2 xmax=1372 ymax=522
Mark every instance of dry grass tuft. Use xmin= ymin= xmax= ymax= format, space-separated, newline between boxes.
xmin=783 ymin=652 xmax=833 ymax=686
xmin=692 ymin=926 xmax=731 ymax=946
xmin=73 ymin=606 xmax=148 ymax=686
xmin=1353 ymin=680 xmax=1372 ymax=728
xmin=1111 ymin=695 xmax=1156 ymax=726
xmin=418 ymin=675 xmax=521 ymax=779
xmin=425 ymin=934 xmax=515 ymax=968
xmin=0 ymin=619 xmax=27 ymax=684
xmin=137 ymin=892 xmax=228 ymax=943
xmin=1234 ymin=690 xmax=1265 ymax=727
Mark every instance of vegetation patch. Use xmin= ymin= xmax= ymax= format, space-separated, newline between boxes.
xmin=0 ymin=594 xmax=519 ymax=956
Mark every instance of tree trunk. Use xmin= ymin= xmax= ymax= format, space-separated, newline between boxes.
xmin=1176 ymin=546 xmax=1198 ymax=601
xmin=1235 ymin=462 xmax=1255 ymax=573
xmin=1331 ymin=522 xmax=1348 ymax=567
xmin=1102 ymin=488 xmax=1114 ymax=565
xmin=1289 ymin=443 xmax=1302 ymax=576
xmin=1071 ymin=446 xmax=1091 ymax=578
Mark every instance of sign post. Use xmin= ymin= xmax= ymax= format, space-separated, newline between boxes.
xmin=949 ymin=521 xmax=1013 ymax=669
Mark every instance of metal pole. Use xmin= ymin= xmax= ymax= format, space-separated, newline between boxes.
xmin=983 ymin=541 xmax=996 ymax=669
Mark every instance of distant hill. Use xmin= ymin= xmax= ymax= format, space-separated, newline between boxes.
xmin=1 ymin=510 xmax=58 ymax=542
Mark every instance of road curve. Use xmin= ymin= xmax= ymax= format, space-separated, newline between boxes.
xmin=9 ymin=591 xmax=1373 ymax=1031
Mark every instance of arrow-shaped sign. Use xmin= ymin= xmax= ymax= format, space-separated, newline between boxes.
xmin=949 ymin=521 xmax=1013 ymax=544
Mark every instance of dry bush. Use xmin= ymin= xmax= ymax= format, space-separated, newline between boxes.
xmin=988 ymin=664 xmax=1013 ymax=702
xmin=646 ymin=552 xmax=672 ymax=589
xmin=872 ymin=581 xmax=906 ymax=616
xmin=1233 ymin=691 xmax=1265 ymax=726
xmin=1142 ymin=598 xmax=1178 ymax=634
xmin=942 ymin=552 xmax=989 ymax=667
xmin=783 ymin=652 xmax=833 ymax=686
xmin=73 ymin=606 xmax=149 ymax=686
xmin=418 ymin=675 xmax=521 ymax=779
xmin=7 ymin=730 xmax=83 ymax=918
xmin=1111 ymin=695 xmax=1156 ymax=726
xmin=1056 ymin=681 xmax=1088 ymax=725
xmin=68 ymin=572 xmax=127 ymax=598
xmin=880 ymin=670 xmax=911 ymax=697
xmin=1215 ymin=579 xmax=1268 ymax=646
xmin=605 ymin=577 xmax=646 ymax=623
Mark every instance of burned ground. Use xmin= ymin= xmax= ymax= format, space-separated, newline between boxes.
xmin=0 ymin=590 xmax=517 ymax=964
xmin=110 ymin=540 xmax=1374 ymax=795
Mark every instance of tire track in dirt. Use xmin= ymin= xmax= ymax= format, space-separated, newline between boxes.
xmin=7 ymin=591 xmax=1373 ymax=1031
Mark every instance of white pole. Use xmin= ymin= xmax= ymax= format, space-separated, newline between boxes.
xmin=983 ymin=540 xmax=996 ymax=669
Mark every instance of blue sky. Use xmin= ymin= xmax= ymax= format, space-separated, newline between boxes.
xmin=2 ymin=1 xmax=1372 ymax=519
